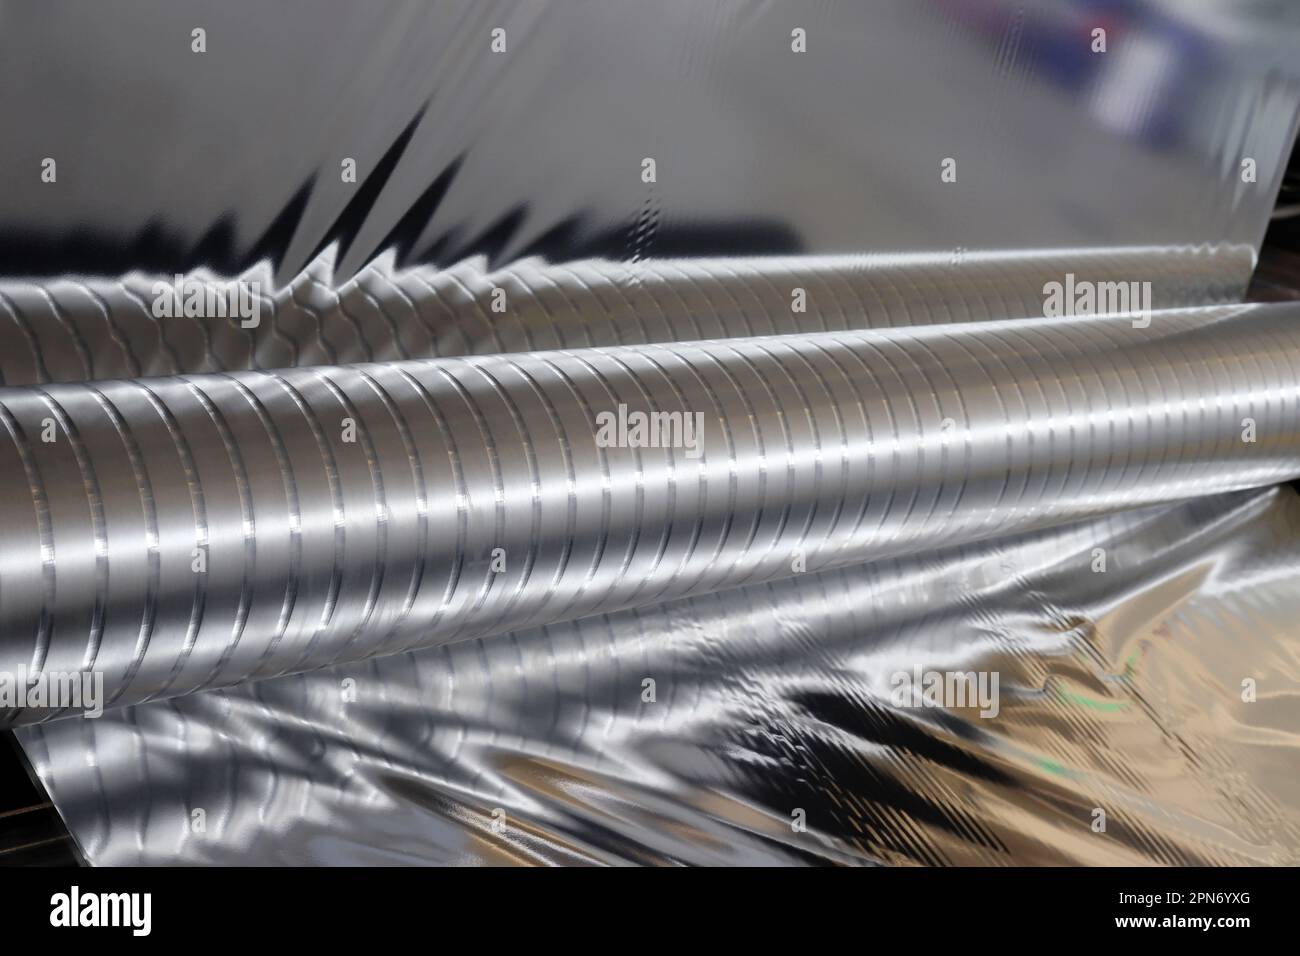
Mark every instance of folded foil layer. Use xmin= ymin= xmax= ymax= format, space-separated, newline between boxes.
xmin=0 ymin=246 xmax=1254 ymax=384
xmin=3 ymin=304 xmax=1298 ymax=723
xmin=19 ymin=486 xmax=1300 ymax=865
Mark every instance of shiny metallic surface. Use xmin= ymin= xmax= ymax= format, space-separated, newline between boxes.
xmin=0 ymin=246 xmax=1256 ymax=384
xmin=2 ymin=2 xmax=1297 ymax=281
xmin=2 ymin=304 xmax=1299 ymax=722
xmin=18 ymin=486 xmax=1300 ymax=865
xmin=4 ymin=0 xmax=1300 ymax=866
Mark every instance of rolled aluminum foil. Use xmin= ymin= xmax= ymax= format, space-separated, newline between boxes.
xmin=0 ymin=246 xmax=1255 ymax=384
xmin=2 ymin=303 xmax=1298 ymax=720
xmin=4 ymin=0 xmax=1300 ymax=866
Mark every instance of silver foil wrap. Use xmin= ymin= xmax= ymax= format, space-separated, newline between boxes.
xmin=1 ymin=304 xmax=1298 ymax=719
xmin=5 ymin=0 xmax=1300 ymax=866
xmin=15 ymin=486 xmax=1300 ymax=865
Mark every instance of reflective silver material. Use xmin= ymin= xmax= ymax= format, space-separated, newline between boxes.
xmin=3 ymin=304 xmax=1299 ymax=723
xmin=0 ymin=245 xmax=1254 ymax=384
xmin=19 ymin=486 xmax=1300 ymax=865
xmin=2 ymin=2 xmax=1297 ymax=282
xmin=5 ymin=0 xmax=1300 ymax=867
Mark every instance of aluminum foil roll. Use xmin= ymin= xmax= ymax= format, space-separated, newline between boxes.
xmin=0 ymin=245 xmax=1254 ymax=385
xmin=2 ymin=303 xmax=1298 ymax=722
xmin=4 ymin=0 xmax=1300 ymax=869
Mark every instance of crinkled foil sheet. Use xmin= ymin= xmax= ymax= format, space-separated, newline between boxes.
xmin=5 ymin=0 xmax=1300 ymax=865
xmin=18 ymin=486 xmax=1300 ymax=865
